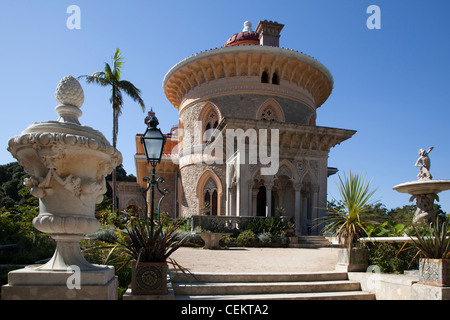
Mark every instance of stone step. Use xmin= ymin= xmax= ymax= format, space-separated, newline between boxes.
xmin=172 ymin=271 xmax=348 ymax=283
xmin=175 ymin=290 xmax=375 ymax=300
xmin=172 ymin=280 xmax=362 ymax=296
xmin=289 ymin=236 xmax=340 ymax=248
xmin=171 ymin=271 xmax=375 ymax=300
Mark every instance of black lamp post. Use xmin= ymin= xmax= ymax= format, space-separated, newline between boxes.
xmin=140 ymin=115 xmax=168 ymax=234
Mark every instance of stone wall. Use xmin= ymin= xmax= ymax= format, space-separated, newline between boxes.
xmin=179 ymin=94 xmax=314 ymax=129
xmin=179 ymin=163 xmax=226 ymax=217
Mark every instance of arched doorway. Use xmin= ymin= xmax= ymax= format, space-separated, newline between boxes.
xmin=256 ymin=185 xmax=275 ymax=217
xmin=256 ymin=186 xmax=266 ymax=217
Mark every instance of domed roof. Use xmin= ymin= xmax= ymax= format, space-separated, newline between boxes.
xmin=224 ymin=21 xmax=260 ymax=47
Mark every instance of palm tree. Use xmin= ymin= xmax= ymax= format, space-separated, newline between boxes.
xmin=321 ymin=171 xmax=378 ymax=251
xmin=79 ymin=48 xmax=145 ymax=212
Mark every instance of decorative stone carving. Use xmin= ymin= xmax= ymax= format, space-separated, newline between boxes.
xmin=393 ymin=147 xmax=450 ymax=225
xmin=410 ymin=193 xmax=439 ymax=224
xmin=415 ymin=147 xmax=433 ymax=181
xmin=55 ymin=75 xmax=85 ymax=108
xmin=277 ymin=164 xmax=293 ymax=179
xmin=6 ymin=75 xmax=122 ymax=273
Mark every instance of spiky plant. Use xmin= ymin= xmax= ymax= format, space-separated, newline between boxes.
xmin=410 ymin=216 xmax=450 ymax=259
xmin=322 ymin=172 xmax=377 ymax=251
xmin=121 ymin=216 xmax=189 ymax=269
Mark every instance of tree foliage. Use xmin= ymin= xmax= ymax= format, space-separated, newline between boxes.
xmin=0 ymin=162 xmax=36 ymax=208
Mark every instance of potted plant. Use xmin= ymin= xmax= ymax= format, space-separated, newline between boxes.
xmin=321 ymin=172 xmax=377 ymax=272
xmin=121 ymin=216 xmax=189 ymax=295
xmin=411 ymin=216 xmax=450 ymax=287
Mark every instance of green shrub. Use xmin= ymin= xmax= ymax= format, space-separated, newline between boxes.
xmin=0 ymin=206 xmax=55 ymax=264
xmin=87 ymin=226 xmax=119 ymax=243
xmin=81 ymin=239 xmax=131 ymax=299
xmin=363 ymin=241 xmax=419 ymax=274
xmin=245 ymin=217 xmax=287 ymax=235
xmin=236 ymin=230 xmax=258 ymax=247
xmin=175 ymin=231 xmax=203 ymax=247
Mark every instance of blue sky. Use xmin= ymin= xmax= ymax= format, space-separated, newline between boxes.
xmin=1 ymin=0 xmax=449 ymax=212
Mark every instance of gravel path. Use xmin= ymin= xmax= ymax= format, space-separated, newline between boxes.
xmin=170 ymin=247 xmax=339 ymax=274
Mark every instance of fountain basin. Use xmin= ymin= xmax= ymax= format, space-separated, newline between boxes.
xmin=393 ymin=180 xmax=450 ymax=195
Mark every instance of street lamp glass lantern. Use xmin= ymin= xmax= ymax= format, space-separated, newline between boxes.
xmin=141 ymin=116 xmax=166 ymax=165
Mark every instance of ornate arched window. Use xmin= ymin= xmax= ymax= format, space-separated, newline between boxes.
xmin=272 ymin=72 xmax=279 ymax=85
xmin=203 ymin=178 xmax=218 ymax=215
xmin=260 ymin=107 xmax=277 ymax=121
xmin=199 ymin=103 xmax=221 ymax=143
xmin=197 ymin=170 xmax=222 ymax=216
xmin=204 ymin=110 xmax=218 ymax=142
xmin=261 ymin=71 xmax=269 ymax=83
xmin=256 ymin=98 xmax=285 ymax=122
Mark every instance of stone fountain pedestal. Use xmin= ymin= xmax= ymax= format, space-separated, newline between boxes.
xmin=1 ymin=76 xmax=122 ymax=300
xmin=393 ymin=180 xmax=450 ymax=225
xmin=393 ymin=147 xmax=450 ymax=225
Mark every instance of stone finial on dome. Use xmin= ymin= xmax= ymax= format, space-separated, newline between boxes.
xmin=242 ymin=21 xmax=253 ymax=32
xmin=55 ymin=75 xmax=84 ymax=124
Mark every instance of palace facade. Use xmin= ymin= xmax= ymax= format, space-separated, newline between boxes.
xmin=134 ymin=20 xmax=355 ymax=235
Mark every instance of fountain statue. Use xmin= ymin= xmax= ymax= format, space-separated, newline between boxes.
xmin=2 ymin=75 xmax=122 ymax=300
xmin=393 ymin=147 xmax=450 ymax=225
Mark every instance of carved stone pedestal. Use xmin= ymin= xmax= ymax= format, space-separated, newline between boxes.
xmin=1 ymin=75 xmax=122 ymax=300
xmin=2 ymin=265 xmax=117 ymax=300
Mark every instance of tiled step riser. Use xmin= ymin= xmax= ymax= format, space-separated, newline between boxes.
xmin=173 ymin=281 xmax=361 ymax=296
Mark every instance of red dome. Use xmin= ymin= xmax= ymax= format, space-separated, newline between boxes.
xmin=225 ymin=30 xmax=259 ymax=47
xmin=224 ymin=21 xmax=260 ymax=47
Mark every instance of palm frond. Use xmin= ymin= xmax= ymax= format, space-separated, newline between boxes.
xmin=78 ymin=72 xmax=109 ymax=86
xmin=112 ymin=48 xmax=124 ymax=80
xmin=118 ymin=80 xmax=145 ymax=111
xmin=104 ymin=63 xmax=115 ymax=82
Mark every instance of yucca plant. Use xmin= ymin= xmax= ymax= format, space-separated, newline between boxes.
xmin=121 ymin=216 xmax=189 ymax=267
xmin=410 ymin=216 xmax=450 ymax=259
xmin=321 ymin=171 xmax=377 ymax=251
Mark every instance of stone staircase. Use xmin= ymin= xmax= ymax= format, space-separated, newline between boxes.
xmin=171 ymin=271 xmax=375 ymax=300
xmin=289 ymin=236 xmax=340 ymax=248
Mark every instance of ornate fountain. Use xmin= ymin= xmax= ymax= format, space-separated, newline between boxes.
xmin=2 ymin=75 xmax=122 ymax=300
xmin=393 ymin=147 xmax=450 ymax=224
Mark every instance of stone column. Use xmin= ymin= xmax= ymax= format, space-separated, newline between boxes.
xmin=265 ymin=182 xmax=273 ymax=217
xmin=2 ymin=76 xmax=122 ymax=300
xmin=247 ymin=182 xmax=253 ymax=217
xmin=311 ymin=184 xmax=320 ymax=235
xmin=228 ymin=186 xmax=236 ymax=216
xmin=294 ymin=183 xmax=302 ymax=235
xmin=252 ymin=189 xmax=258 ymax=217
xmin=302 ymin=188 xmax=310 ymax=234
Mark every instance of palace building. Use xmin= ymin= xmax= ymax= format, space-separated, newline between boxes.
xmin=134 ymin=20 xmax=355 ymax=235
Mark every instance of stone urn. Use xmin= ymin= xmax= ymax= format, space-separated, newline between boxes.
xmin=2 ymin=75 xmax=122 ymax=300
